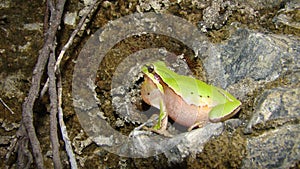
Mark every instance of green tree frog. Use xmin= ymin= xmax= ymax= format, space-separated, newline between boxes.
xmin=141 ymin=61 xmax=241 ymax=134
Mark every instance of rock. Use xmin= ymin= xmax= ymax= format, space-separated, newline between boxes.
xmin=64 ymin=12 xmax=77 ymax=26
xmin=203 ymin=28 xmax=300 ymax=97
xmin=136 ymin=0 xmax=170 ymax=13
xmin=23 ymin=23 xmax=43 ymax=31
xmin=202 ymin=28 xmax=300 ymax=167
xmin=0 ymin=72 xmax=26 ymax=101
xmin=272 ymin=0 xmax=300 ymax=29
xmin=245 ymin=86 xmax=300 ymax=133
xmin=198 ymin=0 xmax=232 ymax=32
xmin=237 ymin=0 xmax=286 ymax=10
xmin=165 ymin=122 xmax=224 ymax=163
xmin=242 ymin=124 xmax=300 ymax=168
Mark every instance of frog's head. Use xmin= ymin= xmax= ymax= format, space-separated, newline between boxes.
xmin=142 ymin=61 xmax=169 ymax=78
xmin=142 ymin=62 xmax=164 ymax=93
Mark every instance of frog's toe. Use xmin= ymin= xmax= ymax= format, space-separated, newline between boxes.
xmin=156 ymin=130 xmax=173 ymax=137
xmin=147 ymin=127 xmax=173 ymax=137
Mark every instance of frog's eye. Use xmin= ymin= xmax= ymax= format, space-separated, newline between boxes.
xmin=147 ymin=64 xmax=154 ymax=73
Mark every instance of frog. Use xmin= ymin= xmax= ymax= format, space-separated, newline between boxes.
xmin=140 ymin=61 xmax=241 ymax=136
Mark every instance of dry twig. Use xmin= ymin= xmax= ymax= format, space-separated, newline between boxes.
xmin=16 ymin=0 xmax=66 ymax=168
xmin=0 ymin=98 xmax=15 ymax=114
xmin=57 ymin=72 xmax=78 ymax=169
xmin=48 ymin=48 xmax=62 ymax=169
xmin=15 ymin=0 xmax=101 ymax=168
xmin=40 ymin=0 xmax=101 ymax=97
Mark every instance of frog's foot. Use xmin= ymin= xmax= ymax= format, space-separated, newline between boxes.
xmin=187 ymin=121 xmax=207 ymax=131
xmin=144 ymin=114 xmax=173 ymax=137
xmin=143 ymin=126 xmax=173 ymax=137
xmin=129 ymin=115 xmax=159 ymax=137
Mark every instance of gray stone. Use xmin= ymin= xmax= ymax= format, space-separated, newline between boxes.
xmin=165 ymin=122 xmax=224 ymax=163
xmin=198 ymin=0 xmax=232 ymax=32
xmin=245 ymin=86 xmax=300 ymax=133
xmin=201 ymin=28 xmax=300 ymax=167
xmin=273 ymin=0 xmax=300 ymax=30
xmin=203 ymin=28 xmax=300 ymax=96
xmin=234 ymin=0 xmax=286 ymax=10
xmin=242 ymin=124 xmax=300 ymax=168
xmin=64 ymin=12 xmax=77 ymax=26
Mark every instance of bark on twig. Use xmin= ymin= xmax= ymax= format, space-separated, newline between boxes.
xmin=0 ymin=98 xmax=15 ymax=114
xmin=15 ymin=0 xmax=103 ymax=168
xmin=40 ymin=0 xmax=101 ymax=98
xmin=57 ymin=72 xmax=78 ymax=169
xmin=48 ymin=50 xmax=62 ymax=168
xmin=17 ymin=129 xmax=33 ymax=169
xmin=17 ymin=0 xmax=66 ymax=168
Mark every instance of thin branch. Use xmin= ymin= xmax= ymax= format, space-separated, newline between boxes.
xmin=56 ymin=0 xmax=100 ymax=70
xmin=48 ymin=47 xmax=62 ymax=169
xmin=40 ymin=0 xmax=101 ymax=98
xmin=17 ymin=131 xmax=33 ymax=169
xmin=43 ymin=0 xmax=50 ymax=36
xmin=17 ymin=0 xmax=66 ymax=168
xmin=57 ymin=71 xmax=78 ymax=169
xmin=0 ymin=98 xmax=15 ymax=114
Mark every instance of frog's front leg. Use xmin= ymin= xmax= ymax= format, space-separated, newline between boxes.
xmin=147 ymin=100 xmax=172 ymax=137
xmin=153 ymin=100 xmax=167 ymax=130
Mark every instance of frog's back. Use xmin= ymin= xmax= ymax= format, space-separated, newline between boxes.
xmin=154 ymin=61 xmax=221 ymax=107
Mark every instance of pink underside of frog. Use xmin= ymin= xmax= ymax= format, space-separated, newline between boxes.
xmin=162 ymin=82 xmax=211 ymax=127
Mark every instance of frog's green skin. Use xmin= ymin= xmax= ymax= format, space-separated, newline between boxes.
xmin=141 ymin=61 xmax=241 ymax=133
